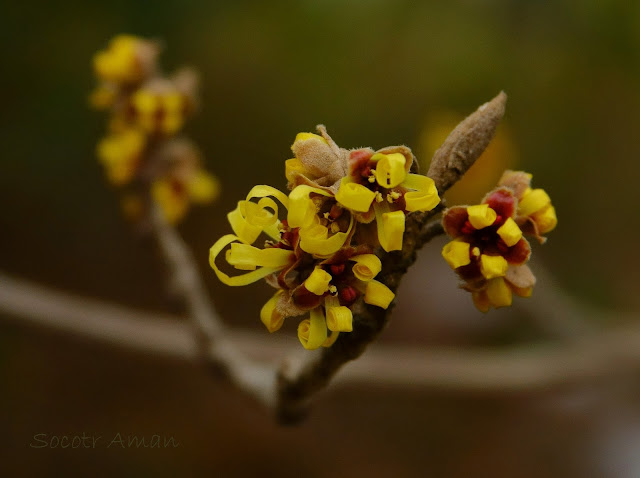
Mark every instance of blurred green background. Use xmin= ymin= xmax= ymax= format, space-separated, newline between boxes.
xmin=1 ymin=0 xmax=639 ymax=476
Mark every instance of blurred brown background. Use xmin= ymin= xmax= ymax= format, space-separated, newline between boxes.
xmin=1 ymin=0 xmax=639 ymax=476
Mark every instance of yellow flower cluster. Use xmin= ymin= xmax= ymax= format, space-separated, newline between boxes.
xmin=210 ymin=128 xmax=440 ymax=349
xmin=441 ymin=170 xmax=557 ymax=311
xmin=90 ymin=35 xmax=218 ymax=224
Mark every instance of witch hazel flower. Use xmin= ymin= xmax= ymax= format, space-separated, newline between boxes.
xmin=441 ymin=172 xmax=556 ymax=311
xmin=497 ymin=170 xmax=557 ymax=243
xmin=288 ymin=126 xmax=441 ymax=252
xmin=209 ymin=183 xmax=395 ymax=349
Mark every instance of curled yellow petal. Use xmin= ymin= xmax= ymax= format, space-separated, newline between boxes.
xmin=322 ymin=331 xmax=340 ymax=347
xmin=227 ymin=202 xmax=263 ymax=245
xmin=402 ymin=173 xmax=440 ymax=212
xmin=260 ymin=290 xmax=285 ymax=333
xmin=364 ymin=280 xmax=395 ymax=309
xmin=226 ymin=242 xmax=293 ymax=270
xmin=486 ymin=277 xmax=513 ymax=308
xmin=496 ymin=217 xmax=522 ymax=247
xmin=351 ymin=254 xmax=382 ymax=281
xmin=287 ymin=184 xmax=329 ymax=228
xmin=228 ymin=186 xmax=287 ymax=243
xmin=324 ymin=295 xmax=353 ymax=332
xmin=532 ymin=205 xmax=557 ymax=234
xmin=297 ymin=308 xmax=328 ymax=350
xmin=480 ymin=254 xmax=508 ymax=279
xmin=518 ymin=188 xmax=551 ymax=217
xmin=246 ymin=185 xmax=290 ymax=210
xmin=442 ymin=240 xmax=471 ymax=269
xmin=298 ymin=215 xmax=353 ymax=257
xmin=335 ymin=181 xmax=376 ymax=213
xmin=305 ymin=267 xmax=332 ymax=295
xmin=467 ymin=204 xmax=497 ymax=229
xmin=209 ymin=234 xmax=290 ymax=286
xmin=375 ymin=204 xmax=405 ymax=252
xmin=372 ymin=152 xmax=406 ymax=189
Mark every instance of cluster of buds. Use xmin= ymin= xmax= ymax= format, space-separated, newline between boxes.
xmin=90 ymin=35 xmax=219 ymax=224
xmin=210 ymin=127 xmax=441 ymax=349
xmin=441 ymin=170 xmax=557 ymax=311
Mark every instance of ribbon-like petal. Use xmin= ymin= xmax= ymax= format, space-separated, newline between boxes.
xmin=372 ymin=152 xmax=406 ymax=189
xmin=402 ymin=173 xmax=440 ymax=212
xmin=209 ymin=234 xmax=292 ymax=286
xmin=335 ymin=181 xmax=376 ymax=213
xmin=364 ymin=280 xmax=395 ymax=309
xmin=350 ymin=254 xmax=382 ymax=281
xmin=374 ymin=203 xmax=405 ymax=252
xmin=260 ymin=290 xmax=285 ymax=332
xmin=297 ymin=307 xmax=328 ymax=350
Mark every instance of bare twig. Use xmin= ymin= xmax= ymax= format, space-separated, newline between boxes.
xmin=149 ymin=206 xmax=278 ymax=407
xmin=2 ymin=273 xmax=640 ymax=393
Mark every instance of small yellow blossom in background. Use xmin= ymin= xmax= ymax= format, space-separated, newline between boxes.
xmin=90 ymin=35 xmax=219 ymax=224
xmin=96 ymin=128 xmax=146 ymax=186
xmin=441 ymin=171 xmax=556 ymax=312
xmin=417 ymin=111 xmax=518 ymax=205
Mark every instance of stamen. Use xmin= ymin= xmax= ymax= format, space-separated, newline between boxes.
xmin=340 ymin=286 xmax=358 ymax=305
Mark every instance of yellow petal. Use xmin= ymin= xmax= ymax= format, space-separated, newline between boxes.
xmin=442 ymin=240 xmax=471 ymax=269
xmin=467 ymin=204 xmax=497 ymax=229
xmin=285 ymin=157 xmax=306 ymax=183
xmin=298 ymin=215 xmax=354 ymax=257
xmin=305 ymin=267 xmax=332 ymax=295
xmin=402 ymin=173 xmax=440 ymax=212
xmin=372 ymin=152 xmax=406 ymax=189
xmin=227 ymin=202 xmax=263 ymax=245
xmin=322 ymin=331 xmax=340 ymax=347
xmin=292 ymin=132 xmax=328 ymax=148
xmin=375 ymin=204 xmax=405 ymax=252
xmin=532 ymin=205 xmax=557 ymax=234
xmin=287 ymin=184 xmax=328 ymax=228
xmin=297 ymin=308 xmax=328 ymax=350
xmin=325 ymin=296 xmax=353 ymax=332
xmin=480 ymin=254 xmax=508 ymax=279
xmin=472 ymin=291 xmax=490 ymax=313
xmin=364 ymin=280 xmax=395 ymax=309
xmin=209 ymin=234 xmax=290 ymax=286
xmin=486 ymin=277 xmax=513 ymax=308
xmin=226 ymin=243 xmax=293 ymax=270
xmin=496 ymin=217 xmax=522 ymax=247
xmin=246 ymin=185 xmax=290 ymax=209
xmin=511 ymin=285 xmax=533 ymax=298
xmin=350 ymin=254 xmax=382 ymax=281
xmin=335 ymin=181 xmax=376 ymax=213
xmin=188 ymin=171 xmax=220 ymax=204
xmin=260 ymin=290 xmax=285 ymax=332
xmin=518 ymin=188 xmax=551 ymax=217
xmin=228 ymin=186 xmax=289 ymax=243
